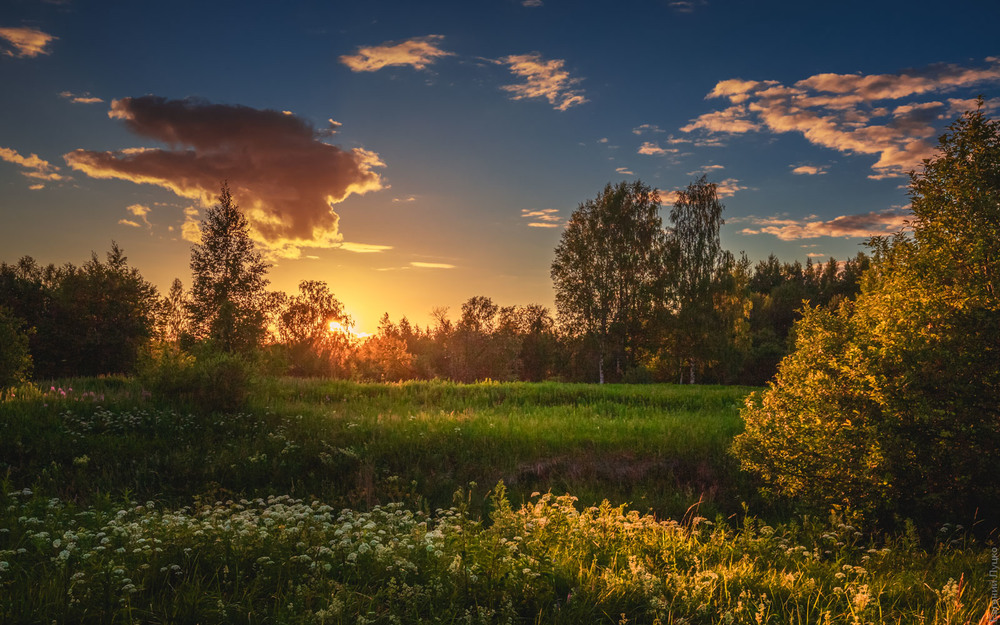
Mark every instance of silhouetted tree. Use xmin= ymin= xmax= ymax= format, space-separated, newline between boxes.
xmin=188 ymin=183 xmax=270 ymax=355
xmin=277 ymin=280 xmax=351 ymax=377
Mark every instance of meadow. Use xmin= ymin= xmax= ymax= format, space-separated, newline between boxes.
xmin=0 ymin=379 xmax=993 ymax=623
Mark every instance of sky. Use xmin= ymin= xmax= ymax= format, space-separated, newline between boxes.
xmin=1 ymin=0 xmax=999 ymax=333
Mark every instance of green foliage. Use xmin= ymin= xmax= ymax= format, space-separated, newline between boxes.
xmin=139 ymin=344 xmax=251 ymax=414
xmin=0 ymin=244 xmax=159 ymax=378
xmin=0 ymin=306 xmax=32 ymax=390
xmin=188 ymin=183 xmax=271 ymax=356
xmin=733 ymin=103 xmax=1000 ymax=527
xmin=551 ymin=180 xmax=670 ymax=382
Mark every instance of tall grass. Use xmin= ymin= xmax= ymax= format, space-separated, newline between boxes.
xmin=0 ymin=379 xmax=993 ymax=623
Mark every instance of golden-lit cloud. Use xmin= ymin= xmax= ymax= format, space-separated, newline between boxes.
xmin=181 ymin=206 xmax=200 ymax=243
xmin=683 ymin=58 xmax=1000 ymax=178
xmin=637 ymin=141 xmax=677 ymax=156
xmin=0 ymin=146 xmax=65 ymax=187
xmin=0 ymin=26 xmax=56 ymax=58
xmin=680 ymin=105 xmax=761 ymax=133
xmin=126 ymin=203 xmax=152 ymax=228
xmin=59 ymin=91 xmax=103 ymax=104
xmin=791 ymin=164 xmax=827 ymax=175
xmin=657 ymin=177 xmax=744 ymax=205
xmin=521 ymin=208 xmax=563 ymax=228
xmin=498 ymin=53 xmax=587 ymax=111
xmin=118 ymin=219 xmax=142 ymax=228
xmin=340 ymin=35 xmax=453 ymax=72
xmin=410 ymin=261 xmax=455 ymax=269
xmin=64 ymin=96 xmax=385 ymax=258
xmin=715 ymin=178 xmax=746 ymax=198
xmin=338 ymin=242 xmax=393 ymax=253
xmin=739 ymin=209 xmax=910 ymax=240
xmin=615 ymin=166 xmax=634 ymax=175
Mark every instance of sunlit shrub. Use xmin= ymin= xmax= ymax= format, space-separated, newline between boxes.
xmin=139 ymin=343 xmax=251 ymax=413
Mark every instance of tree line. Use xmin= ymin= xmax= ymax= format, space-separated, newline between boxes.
xmin=2 ymin=102 xmax=996 ymax=530
xmin=0 ymin=183 xmax=870 ymax=388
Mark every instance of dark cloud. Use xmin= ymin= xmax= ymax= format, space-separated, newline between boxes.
xmin=64 ymin=96 xmax=384 ymax=257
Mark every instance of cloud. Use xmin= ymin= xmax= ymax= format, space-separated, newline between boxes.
xmin=657 ymin=177 xmax=744 ymax=205
xmin=687 ymin=164 xmax=725 ymax=176
xmin=59 ymin=91 xmax=103 ymax=104
xmin=392 ymin=196 xmax=416 ymax=203
xmin=668 ymin=0 xmax=707 ymax=13
xmin=64 ymin=96 xmax=385 ymax=258
xmin=181 ymin=206 xmax=200 ymax=243
xmin=118 ymin=219 xmax=142 ymax=228
xmin=615 ymin=167 xmax=634 ymax=175
xmin=683 ymin=57 xmax=1000 ymax=179
xmin=126 ymin=203 xmax=152 ymax=228
xmin=738 ymin=209 xmax=910 ymax=240
xmin=632 ymin=124 xmax=665 ymax=135
xmin=521 ymin=208 xmax=564 ymax=228
xmin=0 ymin=26 xmax=56 ymax=58
xmin=338 ymin=241 xmax=393 ymax=253
xmin=637 ymin=141 xmax=677 ymax=156
xmin=411 ymin=261 xmax=455 ymax=269
xmin=498 ymin=53 xmax=587 ymax=111
xmin=791 ymin=164 xmax=827 ymax=175
xmin=340 ymin=35 xmax=453 ymax=72
xmin=681 ymin=105 xmax=761 ymax=133
xmin=0 ymin=146 xmax=66 ymax=187
xmin=522 ymin=0 xmax=543 ymax=6
xmin=715 ymin=178 xmax=746 ymax=198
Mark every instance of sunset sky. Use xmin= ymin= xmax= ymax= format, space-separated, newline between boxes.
xmin=2 ymin=1 xmax=999 ymax=333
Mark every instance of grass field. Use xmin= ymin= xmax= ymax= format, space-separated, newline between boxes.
xmin=0 ymin=379 xmax=993 ymax=623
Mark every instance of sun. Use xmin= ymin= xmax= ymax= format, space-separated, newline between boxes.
xmin=328 ymin=319 xmax=371 ymax=339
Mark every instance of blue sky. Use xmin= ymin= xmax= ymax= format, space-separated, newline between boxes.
xmin=1 ymin=0 xmax=999 ymax=331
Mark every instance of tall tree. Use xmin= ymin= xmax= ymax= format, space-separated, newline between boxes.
xmin=188 ymin=183 xmax=271 ymax=355
xmin=668 ymin=176 xmax=730 ymax=383
xmin=551 ymin=180 xmax=670 ymax=383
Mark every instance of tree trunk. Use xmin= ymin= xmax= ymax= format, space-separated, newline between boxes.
xmin=598 ymin=352 xmax=605 ymax=385
xmin=689 ymin=359 xmax=696 ymax=385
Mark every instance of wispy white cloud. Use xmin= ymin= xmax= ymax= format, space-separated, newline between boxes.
xmin=682 ymin=57 xmax=1000 ymax=179
xmin=59 ymin=91 xmax=103 ymax=104
xmin=739 ymin=208 xmax=910 ymax=240
xmin=668 ymin=0 xmax=707 ymax=13
xmin=498 ymin=53 xmax=587 ymax=111
xmin=340 ymin=35 xmax=453 ymax=72
xmin=0 ymin=26 xmax=56 ymax=58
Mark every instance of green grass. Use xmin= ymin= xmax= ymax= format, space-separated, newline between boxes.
xmin=0 ymin=378 xmax=993 ymax=623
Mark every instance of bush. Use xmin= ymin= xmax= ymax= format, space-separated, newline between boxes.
xmin=140 ymin=343 xmax=251 ymax=413
xmin=732 ymin=103 xmax=1000 ymax=529
xmin=0 ymin=306 xmax=33 ymax=391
